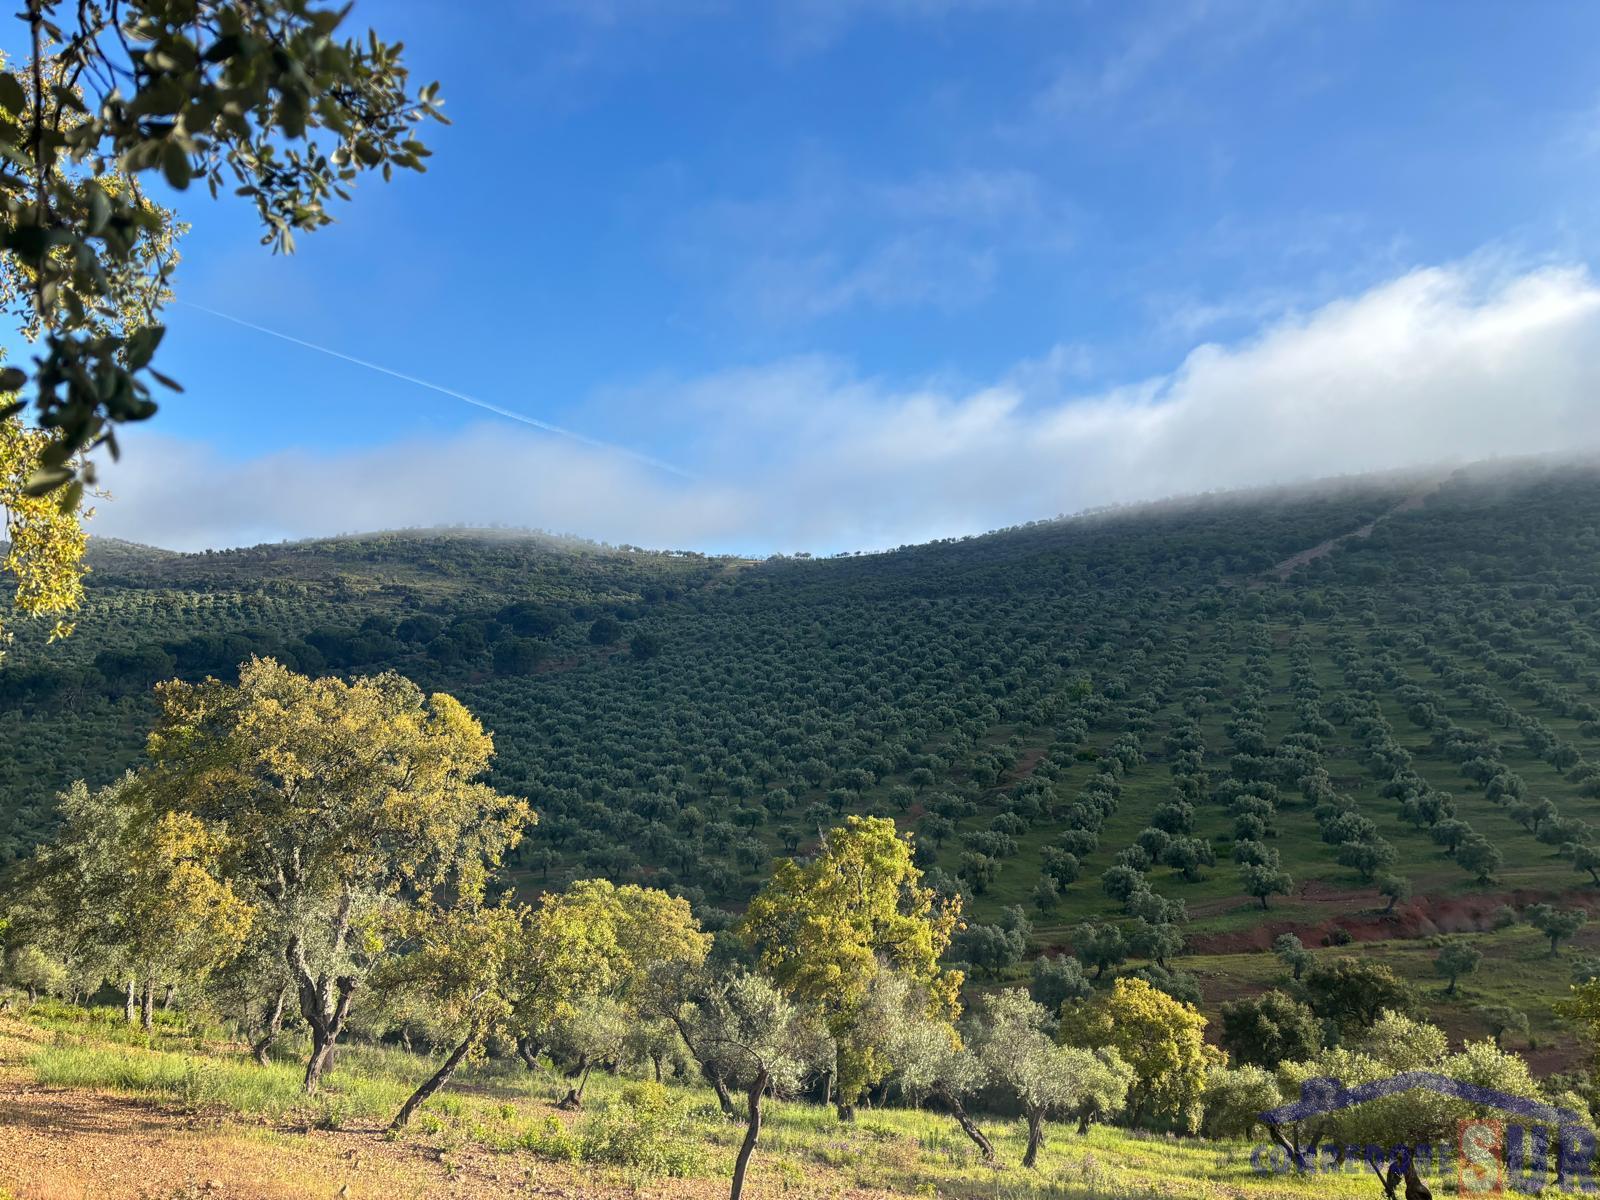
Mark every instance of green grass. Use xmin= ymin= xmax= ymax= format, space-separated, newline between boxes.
xmin=0 ymin=1003 xmax=1551 ymax=1200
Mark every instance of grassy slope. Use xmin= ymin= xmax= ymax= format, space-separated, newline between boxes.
xmin=0 ymin=1004 xmax=1380 ymax=1200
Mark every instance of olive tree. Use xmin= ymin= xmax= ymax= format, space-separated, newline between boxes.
xmin=1200 ymin=1063 xmax=1280 ymax=1139
xmin=1273 ymin=932 xmax=1313 ymax=981
xmin=869 ymin=967 xmax=992 ymax=1159
xmin=1434 ymin=939 xmax=1482 ymax=995
xmin=510 ymin=880 xmax=709 ymax=1109
xmin=1240 ymin=861 xmax=1293 ymax=910
xmin=1526 ymin=903 xmax=1588 ymax=957
xmin=683 ymin=972 xmax=828 ymax=1200
xmin=972 ymin=988 xmax=1132 ymax=1167
xmin=1276 ymin=1012 xmax=1553 ymax=1197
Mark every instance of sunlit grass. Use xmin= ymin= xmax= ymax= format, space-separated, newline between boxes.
xmin=0 ymin=1004 xmax=1508 ymax=1199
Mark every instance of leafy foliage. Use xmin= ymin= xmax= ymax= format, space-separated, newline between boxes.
xmin=0 ymin=1 xmax=444 ymax=495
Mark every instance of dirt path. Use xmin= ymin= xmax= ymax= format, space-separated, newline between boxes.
xmin=1252 ymin=482 xmax=1440 ymax=584
xmin=0 ymin=1068 xmax=605 ymax=1200
xmin=0 ymin=1054 xmax=890 ymax=1200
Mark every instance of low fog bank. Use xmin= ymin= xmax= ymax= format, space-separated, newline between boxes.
xmin=87 ymin=263 xmax=1600 ymax=557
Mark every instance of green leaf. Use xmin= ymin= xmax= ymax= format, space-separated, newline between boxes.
xmin=55 ymin=480 xmax=84 ymax=515
xmin=161 ymin=142 xmax=193 ymax=189
xmin=0 ymin=74 xmax=24 ymax=116
xmin=37 ymin=439 xmax=74 ymax=469
xmin=124 ymin=325 xmax=167 ymax=369
xmin=85 ymin=183 xmax=111 ymax=235
xmin=22 ymin=466 xmax=73 ymax=497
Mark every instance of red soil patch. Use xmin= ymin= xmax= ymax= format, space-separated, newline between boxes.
xmin=1188 ymin=887 xmax=1600 ymax=955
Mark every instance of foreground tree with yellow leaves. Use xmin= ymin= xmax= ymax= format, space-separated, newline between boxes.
xmin=381 ymin=892 xmax=525 ymax=1130
xmin=519 ymin=879 xmax=711 ymax=1110
xmin=0 ymin=47 xmax=183 ymax=657
xmin=739 ymin=815 xmax=962 ymax=1120
xmin=0 ymin=2 xmax=443 ymax=658
xmin=144 ymin=657 xmax=530 ymax=1093
xmin=14 ymin=772 xmax=251 ymax=1025
xmin=1058 ymin=975 xmax=1219 ymax=1131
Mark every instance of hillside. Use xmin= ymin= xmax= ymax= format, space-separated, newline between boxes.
xmin=8 ymin=459 xmax=1600 ymax=1044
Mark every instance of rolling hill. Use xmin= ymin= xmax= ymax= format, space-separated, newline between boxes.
xmin=8 ymin=456 xmax=1600 ymax=1048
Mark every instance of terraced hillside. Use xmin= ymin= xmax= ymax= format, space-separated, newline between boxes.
xmin=7 ymin=458 xmax=1600 ymax=1050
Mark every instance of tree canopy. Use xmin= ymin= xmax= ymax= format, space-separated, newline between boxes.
xmin=739 ymin=815 xmax=961 ymax=1117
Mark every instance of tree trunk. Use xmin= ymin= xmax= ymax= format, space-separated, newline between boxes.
xmin=1378 ymin=1156 xmax=1405 ymax=1200
xmin=287 ymin=932 xmax=359 ymax=1096
xmin=392 ymin=1025 xmax=478 ymax=1130
xmin=707 ymin=1066 xmax=738 ymax=1118
xmin=564 ymin=1051 xmax=589 ymax=1079
xmin=515 ymin=1035 xmax=542 ymax=1071
xmin=558 ymin=1063 xmax=593 ymax=1110
xmin=304 ymin=1028 xmax=338 ymax=1094
xmin=729 ymin=1069 xmax=768 ymax=1200
xmin=668 ymin=1010 xmax=739 ymax=1119
xmin=124 ymin=978 xmax=137 ymax=1025
xmin=652 ymin=1055 xmax=663 ymax=1084
xmin=1023 ymin=1108 xmax=1046 ymax=1169
xmin=140 ymin=981 xmax=155 ymax=1031
xmin=836 ymin=1100 xmax=856 ymax=1122
xmin=935 ymin=1084 xmax=994 ymax=1160
xmin=252 ymin=985 xmax=288 ymax=1067
xmin=161 ymin=982 xmax=175 ymax=1011
xmin=1127 ymin=1091 xmax=1148 ymax=1130
xmin=1267 ymin=1122 xmax=1323 ymax=1172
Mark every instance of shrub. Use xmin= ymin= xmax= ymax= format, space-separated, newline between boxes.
xmin=518 ymin=1114 xmax=582 ymax=1163
xmin=578 ymin=1083 xmax=708 ymax=1178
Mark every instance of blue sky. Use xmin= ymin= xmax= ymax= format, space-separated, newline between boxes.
xmin=40 ymin=0 xmax=1600 ymax=551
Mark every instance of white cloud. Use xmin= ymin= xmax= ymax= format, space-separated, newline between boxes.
xmin=90 ymin=261 xmax=1600 ymax=555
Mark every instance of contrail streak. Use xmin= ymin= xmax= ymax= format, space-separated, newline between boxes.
xmin=178 ymin=301 xmax=696 ymax=480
